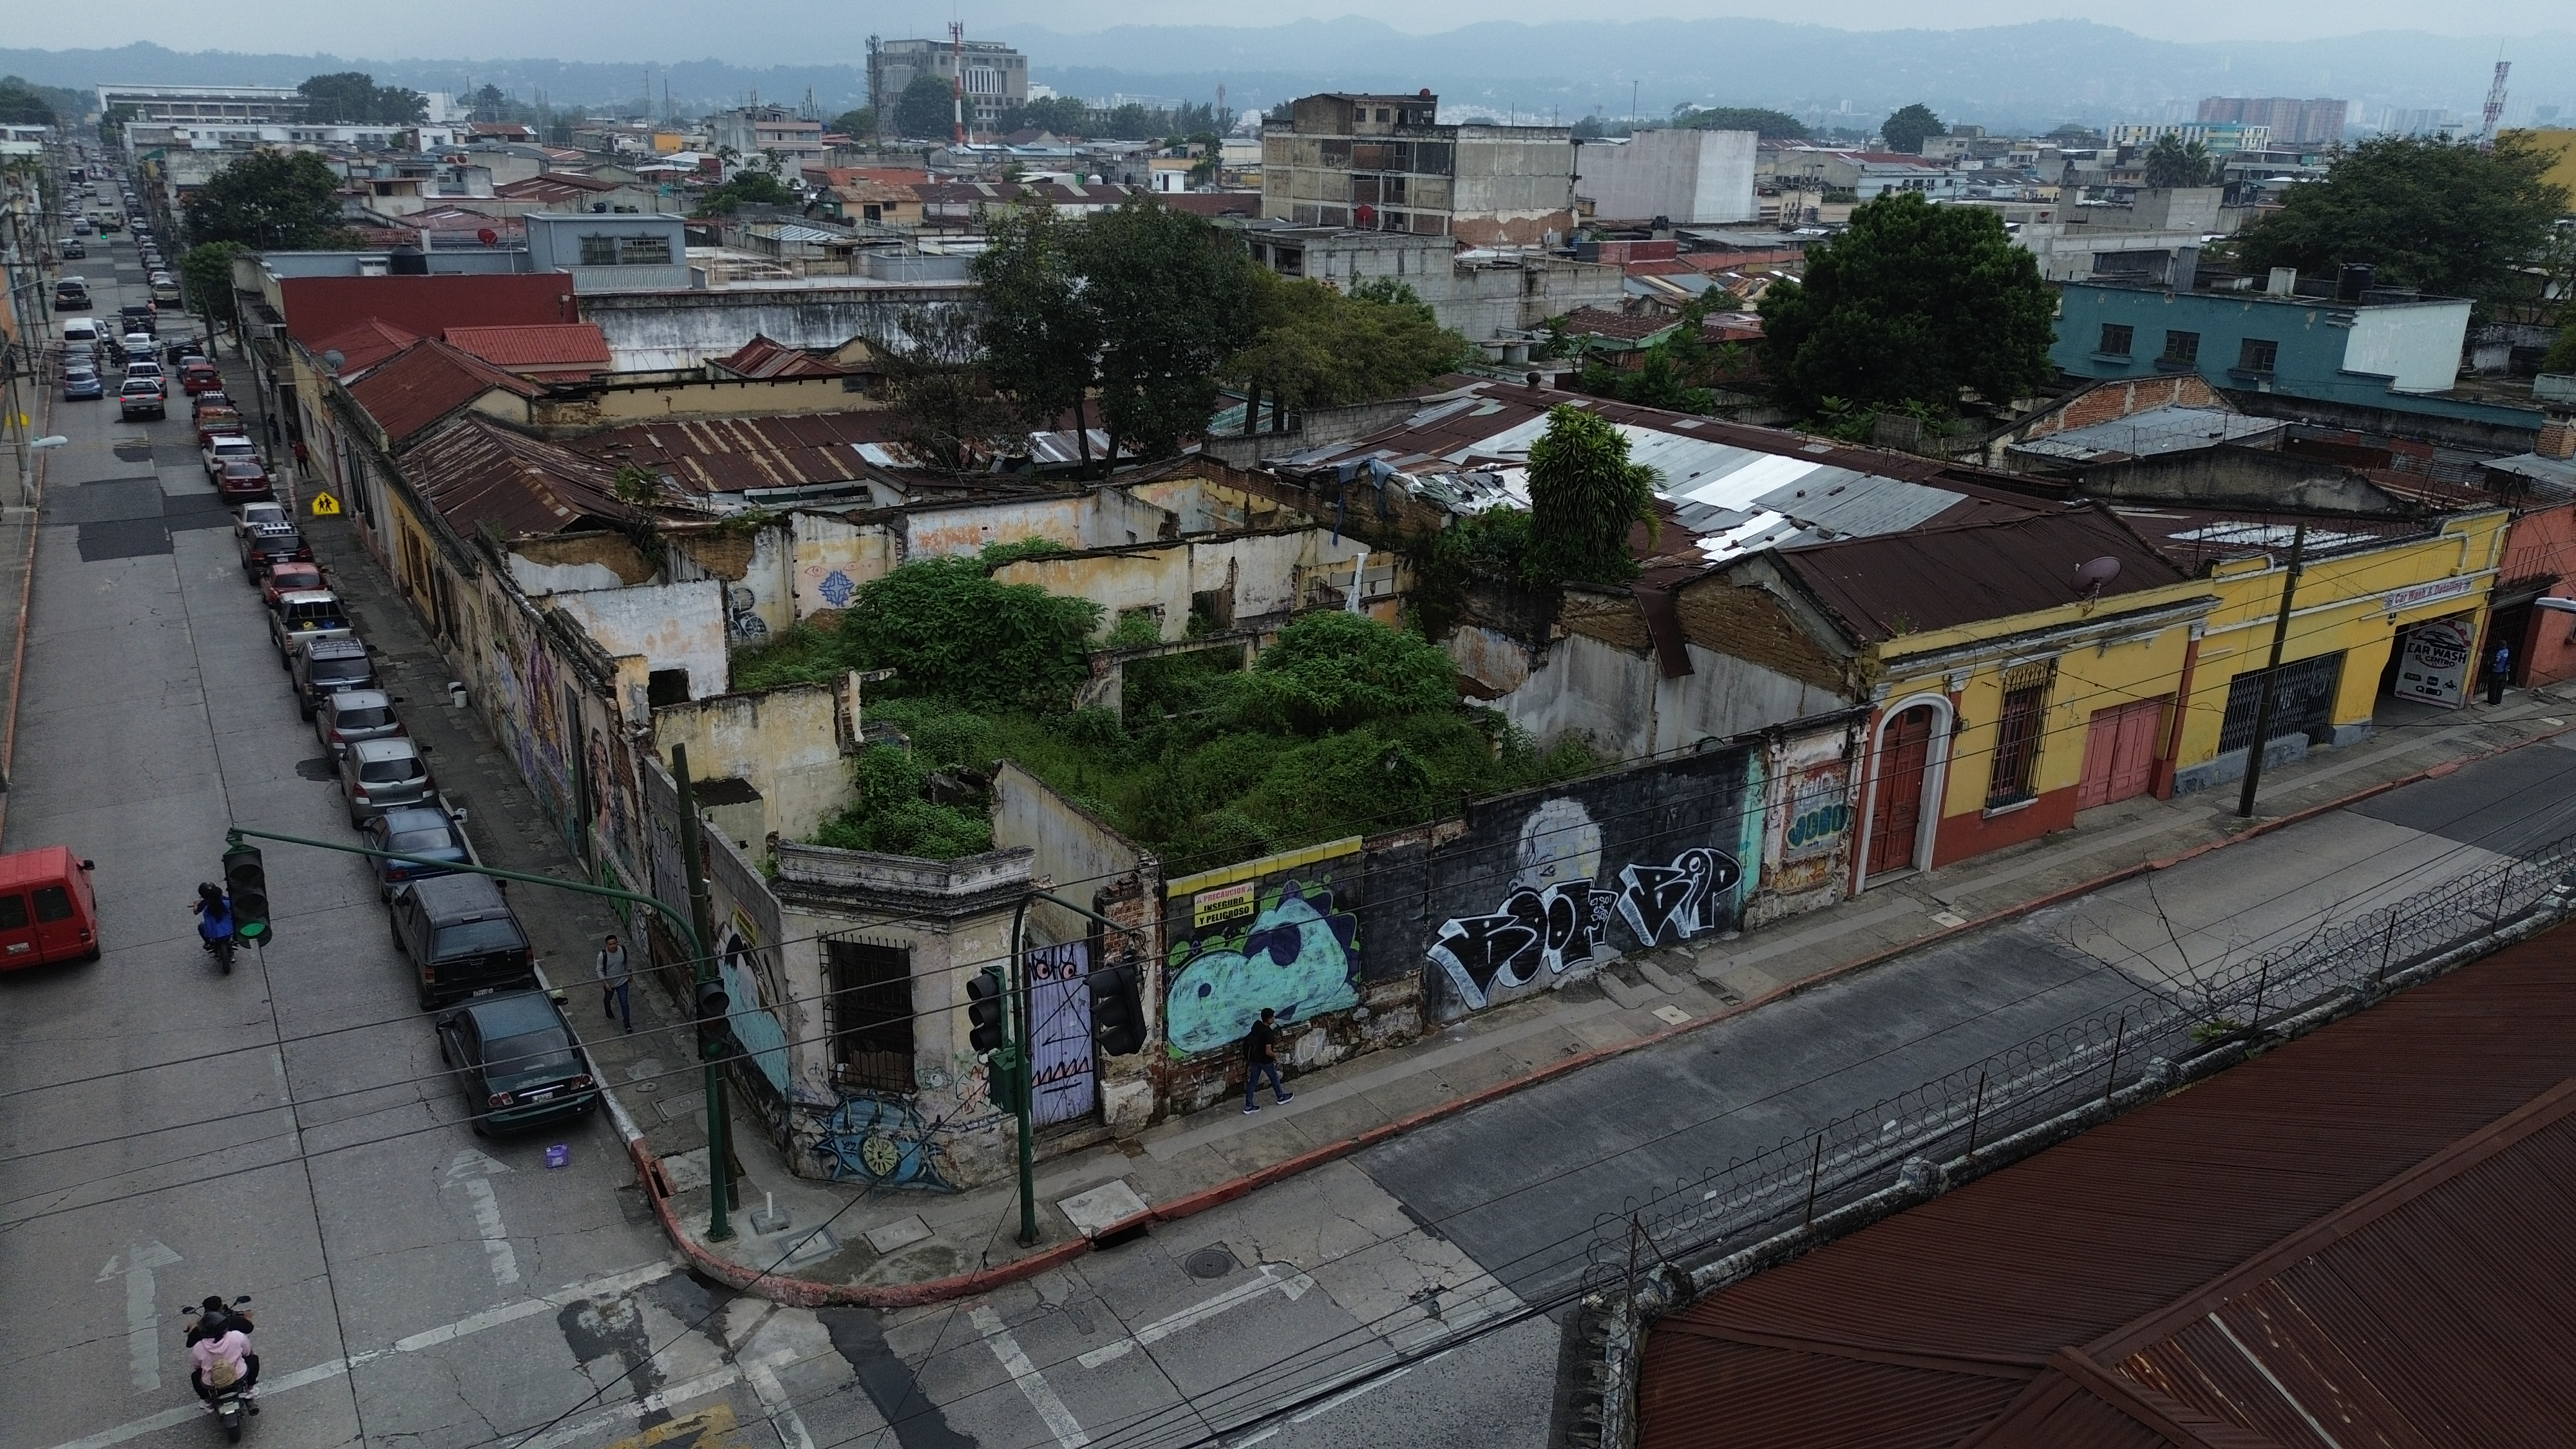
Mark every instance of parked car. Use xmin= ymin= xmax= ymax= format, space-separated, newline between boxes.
xmin=61 ymin=317 xmax=100 ymax=350
xmin=117 ymin=378 xmax=164 ymax=420
xmin=341 ymin=737 xmax=434 ymax=826
xmin=0 ymin=846 xmax=101 ymax=969
xmin=260 ymin=559 xmax=323 ymax=607
xmin=433 ymin=990 xmax=597 ymax=1133
xmin=179 ymin=361 xmax=222 ymax=395
xmin=62 ymin=367 xmax=102 ymax=402
xmin=195 ymin=409 xmax=244 ymax=446
xmin=214 ymin=458 xmax=274 ymax=504
xmin=234 ymin=500 xmax=289 ymax=539
xmin=151 ymin=280 xmax=182 ymax=306
xmin=193 ymin=390 xmax=234 ymax=418
xmin=357 ymin=804 xmax=468 ymax=894
xmin=268 ymin=591 xmax=350 ymax=666
xmin=118 ymin=304 xmax=155 ymax=336
xmin=392 ymin=874 xmax=535 ymax=1009
xmin=321 ymin=689 xmax=407 ymax=764
xmin=239 ymin=523 xmax=310 ymax=575
xmin=165 ymin=336 xmax=205 ymax=366
xmin=124 ymin=360 xmax=165 ymax=392
xmin=290 ymin=636 xmax=377 ymax=719
xmin=204 ymin=435 xmax=258 ymax=480
xmin=70 ymin=217 xmax=91 ymax=236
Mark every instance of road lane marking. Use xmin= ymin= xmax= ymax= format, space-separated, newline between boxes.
xmin=971 ymin=1305 xmax=1090 ymax=1449
xmin=1075 ymin=1263 xmax=1314 ymax=1368
xmin=511 ymin=1368 xmax=744 ymax=1449
xmin=96 ymin=1240 xmax=182 ymax=1391
xmin=41 ymin=1260 xmax=679 ymax=1449
xmin=447 ymin=1148 xmax=522 ymax=1289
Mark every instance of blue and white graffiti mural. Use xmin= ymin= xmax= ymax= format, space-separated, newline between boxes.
xmin=716 ymin=927 xmax=791 ymax=1099
xmin=810 ymin=1094 xmax=954 ymax=1189
xmin=1164 ymin=881 xmax=1361 ymax=1056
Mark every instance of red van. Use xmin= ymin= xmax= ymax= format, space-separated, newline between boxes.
xmin=0 ymin=847 xmax=100 ymax=968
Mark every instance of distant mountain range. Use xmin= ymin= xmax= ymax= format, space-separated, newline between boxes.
xmin=6 ymin=22 xmax=2572 ymax=133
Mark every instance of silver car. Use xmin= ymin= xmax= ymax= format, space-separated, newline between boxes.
xmin=340 ymin=737 xmax=435 ymax=825
xmin=315 ymin=688 xmax=402 ymax=759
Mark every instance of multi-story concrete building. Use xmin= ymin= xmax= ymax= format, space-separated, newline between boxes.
xmin=868 ymin=37 xmax=1030 ymax=134
xmin=1573 ymin=128 xmax=1757 ymax=225
xmin=2197 ymin=96 xmax=2349 ymax=146
xmin=97 ymin=83 xmax=306 ymax=125
xmin=2107 ymin=122 xmax=2272 ymax=155
xmin=1231 ymin=221 xmax=1622 ymax=354
xmin=705 ymin=106 xmax=826 ymax=167
xmin=1261 ymin=91 xmax=1576 ymax=246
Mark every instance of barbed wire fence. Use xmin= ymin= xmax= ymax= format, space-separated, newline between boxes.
xmin=1561 ymin=831 xmax=2576 ymax=1449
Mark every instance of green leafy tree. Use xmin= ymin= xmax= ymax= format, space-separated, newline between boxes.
xmin=1879 ymin=102 xmax=1944 ymax=155
xmin=180 ymin=241 xmax=246 ymax=335
xmin=1757 ymin=191 xmax=2056 ymax=417
xmin=0 ymin=77 xmax=57 ymax=126
xmin=2235 ymin=135 xmax=2571 ymax=316
xmin=826 ymin=106 xmax=875 ymax=138
xmin=894 ymin=73 xmax=960 ymax=140
xmin=296 ymin=71 xmax=426 ymax=124
xmin=838 ymin=554 xmax=1103 ymax=712
xmin=182 ymin=151 xmax=350 ymax=251
xmin=1001 ymin=95 xmax=1094 ymax=136
xmin=975 ymin=208 xmax=1104 ymax=470
xmin=867 ymin=303 xmax=1016 ymax=474
xmin=1227 ymin=270 xmax=1471 ymax=417
xmin=695 ymin=169 xmax=797 ymax=214
xmin=1672 ymin=106 xmax=1808 ymax=140
xmin=1073 ymin=199 xmax=1258 ymax=460
xmin=2141 ymin=133 xmax=2214 ymax=189
xmin=1241 ymin=612 xmax=1458 ymax=735
xmin=817 ymin=746 xmax=994 ymax=860
xmin=1522 ymin=404 xmax=1660 ymax=587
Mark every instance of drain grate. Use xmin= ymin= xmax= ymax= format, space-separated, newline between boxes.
xmin=1184 ymin=1247 xmax=1236 ymax=1280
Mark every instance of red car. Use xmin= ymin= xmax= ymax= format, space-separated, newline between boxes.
xmin=214 ymin=457 xmax=275 ymax=503
xmin=261 ymin=560 xmax=324 ymax=607
xmin=179 ymin=363 xmax=223 ymax=395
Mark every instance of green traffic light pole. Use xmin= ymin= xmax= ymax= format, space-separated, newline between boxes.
xmin=1005 ymin=888 xmax=1147 ymax=1248
xmin=225 ymin=745 xmax=737 ymax=1243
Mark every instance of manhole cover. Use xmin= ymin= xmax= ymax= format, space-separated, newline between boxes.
xmin=1184 ymin=1247 xmax=1235 ymax=1280
xmin=294 ymin=757 xmax=337 ymax=781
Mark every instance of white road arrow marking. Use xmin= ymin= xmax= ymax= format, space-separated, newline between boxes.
xmin=95 ymin=1240 xmax=182 ymax=1391
xmin=443 ymin=1149 xmax=520 ymax=1289
xmin=1075 ymin=1262 xmax=1314 ymax=1369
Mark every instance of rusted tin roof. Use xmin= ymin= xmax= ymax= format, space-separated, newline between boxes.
xmin=346 ymin=338 xmax=544 ymax=447
xmin=569 ymin=412 xmax=902 ymax=495
xmin=404 ymin=414 xmax=640 ymax=538
xmin=1637 ymin=923 xmax=2576 ymax=1449
xmin=1771 ymin=506 xmax=2189 ymax=643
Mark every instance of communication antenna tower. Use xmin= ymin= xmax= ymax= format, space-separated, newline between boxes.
xmin=2479 ymin=59 xmax=2510 ymax=149
xmin=951 ymin=21 xmax=968 ymax=147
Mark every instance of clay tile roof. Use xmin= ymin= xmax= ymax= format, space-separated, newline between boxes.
xmin=303 ymin=317 xmax=420 ymax=378
xmin=1773 ymin=505 xmax=2189 ymax=642
xmin=404 ymin=413 xmax=641 ymax=537
xmin=1638 ymin=927 xmax=2576 ymax=1449
xmin=347 ymin=337 xmax=545 ymax=448
xmin=442 ymin=323 xmax=612 ymax=372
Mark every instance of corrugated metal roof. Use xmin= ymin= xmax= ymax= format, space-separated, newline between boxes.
xmin=404 ymin=414 xmax=640 ymax=537
xmin=570 ymin=412 xmax=900 ymax=495
xmin=1774 ymin=506 xmax=2192 ymax=643
xmin=2013 ymin=407 xmax=2289 ymax=463
xmin=2106 ymin=506 xmax=2434 ymax=573
xmin=1638 ymin=923 xmax=2576 ymax=1449
xmin=346 ymin=338 xmax=543 ymax=447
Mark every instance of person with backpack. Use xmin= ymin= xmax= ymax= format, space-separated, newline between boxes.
xmin=1242 ymin=1007 xmax=1294 ymax=1115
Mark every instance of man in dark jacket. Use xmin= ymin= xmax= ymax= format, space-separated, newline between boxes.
xmin=1242 ymin=1008 xmax=1293 ymax=1114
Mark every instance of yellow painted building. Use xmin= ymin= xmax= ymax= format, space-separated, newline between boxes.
xmin=2505 ymin=129 xmax=2576 ymax=212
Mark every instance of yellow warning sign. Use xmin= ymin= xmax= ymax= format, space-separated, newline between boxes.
xmin=308 ymin=492 xmax=343 ymax=516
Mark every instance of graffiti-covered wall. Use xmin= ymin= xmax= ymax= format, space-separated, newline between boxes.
xmin=1750 ymin=716 xmax=1861 ymax=928
xmin=1371 ymin=743 xmax=1765 ymax=1023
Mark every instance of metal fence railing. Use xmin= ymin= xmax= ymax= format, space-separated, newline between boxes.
xmin=1584 ymin=829 xmax=2576 ymax=1293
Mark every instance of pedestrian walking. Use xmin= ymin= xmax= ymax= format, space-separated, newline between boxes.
xmin=1242 ymin=1007 xmax=1292 ymax=1114
xmin=2488 ymin=639 xmax=2512 ymax=706
xmin=596 ymin=933 xmax=632 ymax=1034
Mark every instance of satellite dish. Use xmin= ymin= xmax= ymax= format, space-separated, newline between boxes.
xmin=2072 ymin=556 xmax=2122 ymax=596
xmin=321 ymin=349 xmax=347 ymax=375
xmin=477 ymin=227 xmax=500 ymax=246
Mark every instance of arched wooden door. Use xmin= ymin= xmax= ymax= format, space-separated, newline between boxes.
xmin=1868 ymin=705 xmax=1938 ymax=877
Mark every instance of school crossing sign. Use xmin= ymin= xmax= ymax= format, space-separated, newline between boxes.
xmin=308 ymin=492 xmax=343 ymax=516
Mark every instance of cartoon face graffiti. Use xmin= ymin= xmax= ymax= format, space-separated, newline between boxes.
xmin=1164 ymin=882 xmax=1359 ymax=1056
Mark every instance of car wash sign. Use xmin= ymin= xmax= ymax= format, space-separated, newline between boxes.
xmin=2394 ymin=616 xmax=2475 ymax=706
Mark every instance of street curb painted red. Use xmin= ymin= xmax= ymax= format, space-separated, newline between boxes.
xmin=0 ymin=383 xmax=57 ymax=843
xmin=634 ymin=718 xmax=2576 ymax=1307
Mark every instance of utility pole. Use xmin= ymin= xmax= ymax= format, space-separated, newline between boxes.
xmin=2236 ymin=521 xmax=2307 ymax=819
xmin=672 ymin=744 xmax=735 ymax=1242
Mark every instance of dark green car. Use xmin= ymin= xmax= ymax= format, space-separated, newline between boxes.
xmin=433 ymin=990 xmax=600 ymax=1135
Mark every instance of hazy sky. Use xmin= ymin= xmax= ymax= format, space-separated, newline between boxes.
xmin=13 ymin=0 xmax=2573 ymax=56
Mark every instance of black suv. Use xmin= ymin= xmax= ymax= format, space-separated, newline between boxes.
xmin=389 ymin=874 xmax=534 ymax=1009
xmin=289 ymin=636 xmax=374 ymax=719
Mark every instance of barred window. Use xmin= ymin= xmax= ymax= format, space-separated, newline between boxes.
xmin=1987 ymin=683 xmax=2049 ymax=807
xmin=826 ymin=941 xmax=916 ymax=1094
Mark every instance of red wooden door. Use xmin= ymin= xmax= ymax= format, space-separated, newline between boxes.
xmin=1868 ymin=706 xmax=1937 ymax=876
xmin=2077 ymin=698 xmax=2166 ymax=810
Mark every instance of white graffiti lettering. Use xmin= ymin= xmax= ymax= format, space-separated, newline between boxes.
xmin=1430 ymin=846 xmax=1740 ymax=1010
xmin=1616 ymin=848 xmax=1741 ymax=945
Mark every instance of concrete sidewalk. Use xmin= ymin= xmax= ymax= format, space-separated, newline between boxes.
xmin=609 ymin=681 xmax=2576 ymax=1306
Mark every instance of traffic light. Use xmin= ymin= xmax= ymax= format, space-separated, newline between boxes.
xmin=693 ymin=977 xmax=735 ymax=1061
xmin=223 ymin=844 xmax=270 ymax=944
xmin=966 ymin=967 xmax=1008 ymax=1054
xmin=1090 ymin=964 xmax=1146 ymax=1056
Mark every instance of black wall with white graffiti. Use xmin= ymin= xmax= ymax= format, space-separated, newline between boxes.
xmin=1360 ymin=744 xmax=1758 ymax=1021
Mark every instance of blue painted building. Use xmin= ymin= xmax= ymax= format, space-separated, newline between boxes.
xmin=2051 ymin=277 xmax=2539 ymax=428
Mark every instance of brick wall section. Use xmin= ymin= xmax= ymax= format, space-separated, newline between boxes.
xmin=2020 ymin=375 xmax=2221 ymax=442
xmin=1674 ymin=576 xmax=1848 ymax=690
